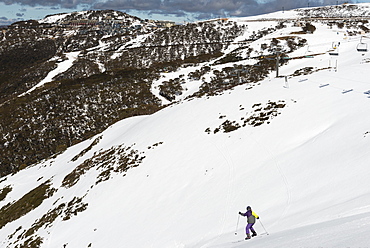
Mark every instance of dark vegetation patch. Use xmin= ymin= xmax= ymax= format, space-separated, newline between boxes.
xmin=0 ymin=181 xmax=56 ymax=230
xmin=302 ymin=23 xmax=317 ymax=34
xmin=292 ymin=67 xmax=314 ymax=76
xmin=147 ymin=141 xmax=164 ymax=149
xmin=11 ymin=196 xmax=87 ymax=248
xmin=145 ymin=21 xmax=245 ymax=47
xmin=183 ymin=52 xmax=224 ymax=64
xmin=208 ymin=120 xmax=241 ymax=134
xmin=62 ymin=196 xmax=88 ymax=220
xmin=71 ymin=135 xmax=103 ymax=162
xmin=8 ymin=226 xmax=22 ymax=240
xmin=62 ymin=144 xmax=145 ymax=188
xmin=279 ymin=36 xmax=307 ymax=52
xmin=260 ymin=35 xmax=307 ymax=55
xmin=0 ymin=57 xmax=57 ymax=104
xmin=14 ymin=236 xmax=43 ymax=248
xmin=16 ymin=204 xmax=65 ymax=245
xmin=0 ymin=185 xmax=12 ymax=201
xmin=291 ymin=66 xmax=331 ymax=77
xmin=188 ymin=66 xmax=211 ymax=81
xmin=0 ymin=39 xmax=56 ymax=71
xmin=0 ymin=68 xmax=161 ymax=177
xmin=205 ymin=100 xmax=286 ymax=134
xmin=213 ymin=53 xmax=245 ymax=65
xmin=159 ymin=78 xmax=184 ymax=101
xmin=189 ymin=63 xmax=269 ymax=99
xmin=243 ymin=101 xmax=286 ymax=127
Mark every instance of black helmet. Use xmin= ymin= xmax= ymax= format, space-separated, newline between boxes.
xmin=246 ymin=206 xmax=251 ymax=210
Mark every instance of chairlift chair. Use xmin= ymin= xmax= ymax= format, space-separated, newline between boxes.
xmin=329 ymin=49 xmax=339 ymax=56
xmin=357 ymin=37 xmax=368 ymax=52
xmin=329 ymin=42 xmax=339 ymax=56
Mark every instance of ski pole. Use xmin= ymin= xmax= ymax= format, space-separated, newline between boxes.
xmin=258 ymin=219 xmax=269 ymax=235
xmin=235 ymin=214 xmax=240 ymax=235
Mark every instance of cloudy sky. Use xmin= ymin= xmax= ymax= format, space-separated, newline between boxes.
xmin=0 ymin=0 xmax=369 ymax=25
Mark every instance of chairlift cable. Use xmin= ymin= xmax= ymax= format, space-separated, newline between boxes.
xmin=300 ymin=73 xmax=370 ymax=97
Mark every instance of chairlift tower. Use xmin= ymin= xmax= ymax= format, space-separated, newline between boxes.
xmin=274 ymin=46 xmax=282 ymax=77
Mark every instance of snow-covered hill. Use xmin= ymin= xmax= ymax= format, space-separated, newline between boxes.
xmin=1 ymin=4 xmax=370 ymax=248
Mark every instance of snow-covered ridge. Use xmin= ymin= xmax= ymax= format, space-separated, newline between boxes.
xmin=39 ymin=10 xmax=141 ymax=24
xmin=39 ymin=12 xmax=72 ymax=24
xmin=237 ymin=3 xmax=370 ymax=22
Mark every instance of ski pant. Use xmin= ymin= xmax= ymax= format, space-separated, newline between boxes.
xmin=245 ymin=223 xmax=255 ymax=235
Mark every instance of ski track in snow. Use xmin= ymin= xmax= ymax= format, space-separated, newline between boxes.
xmin=18 ymin=51 xmax=80 ymax=97
xmin=246 ymin=131 xmax=292 ymax=228
xmin=215 ymin=142 xmax=235 ymax=237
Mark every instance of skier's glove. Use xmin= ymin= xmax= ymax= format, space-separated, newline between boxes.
xmin=239 ymin=212 xmax=242 ymax=215
xmin=257 ymin=217 xmax=260 ymax=219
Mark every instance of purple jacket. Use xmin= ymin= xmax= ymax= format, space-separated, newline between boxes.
xmin=240 ymin=210 xmax=258 ymax=224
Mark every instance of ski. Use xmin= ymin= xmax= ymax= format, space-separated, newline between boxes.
xmin=233 ymin=232 xmax=269 ymax=243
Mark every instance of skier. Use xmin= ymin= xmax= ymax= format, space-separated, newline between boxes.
xmin=239 ymin=206 xmax=259 ymax=240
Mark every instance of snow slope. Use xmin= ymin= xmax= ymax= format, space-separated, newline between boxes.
xmin=1 ymin=6 xmax=370 ymax=248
